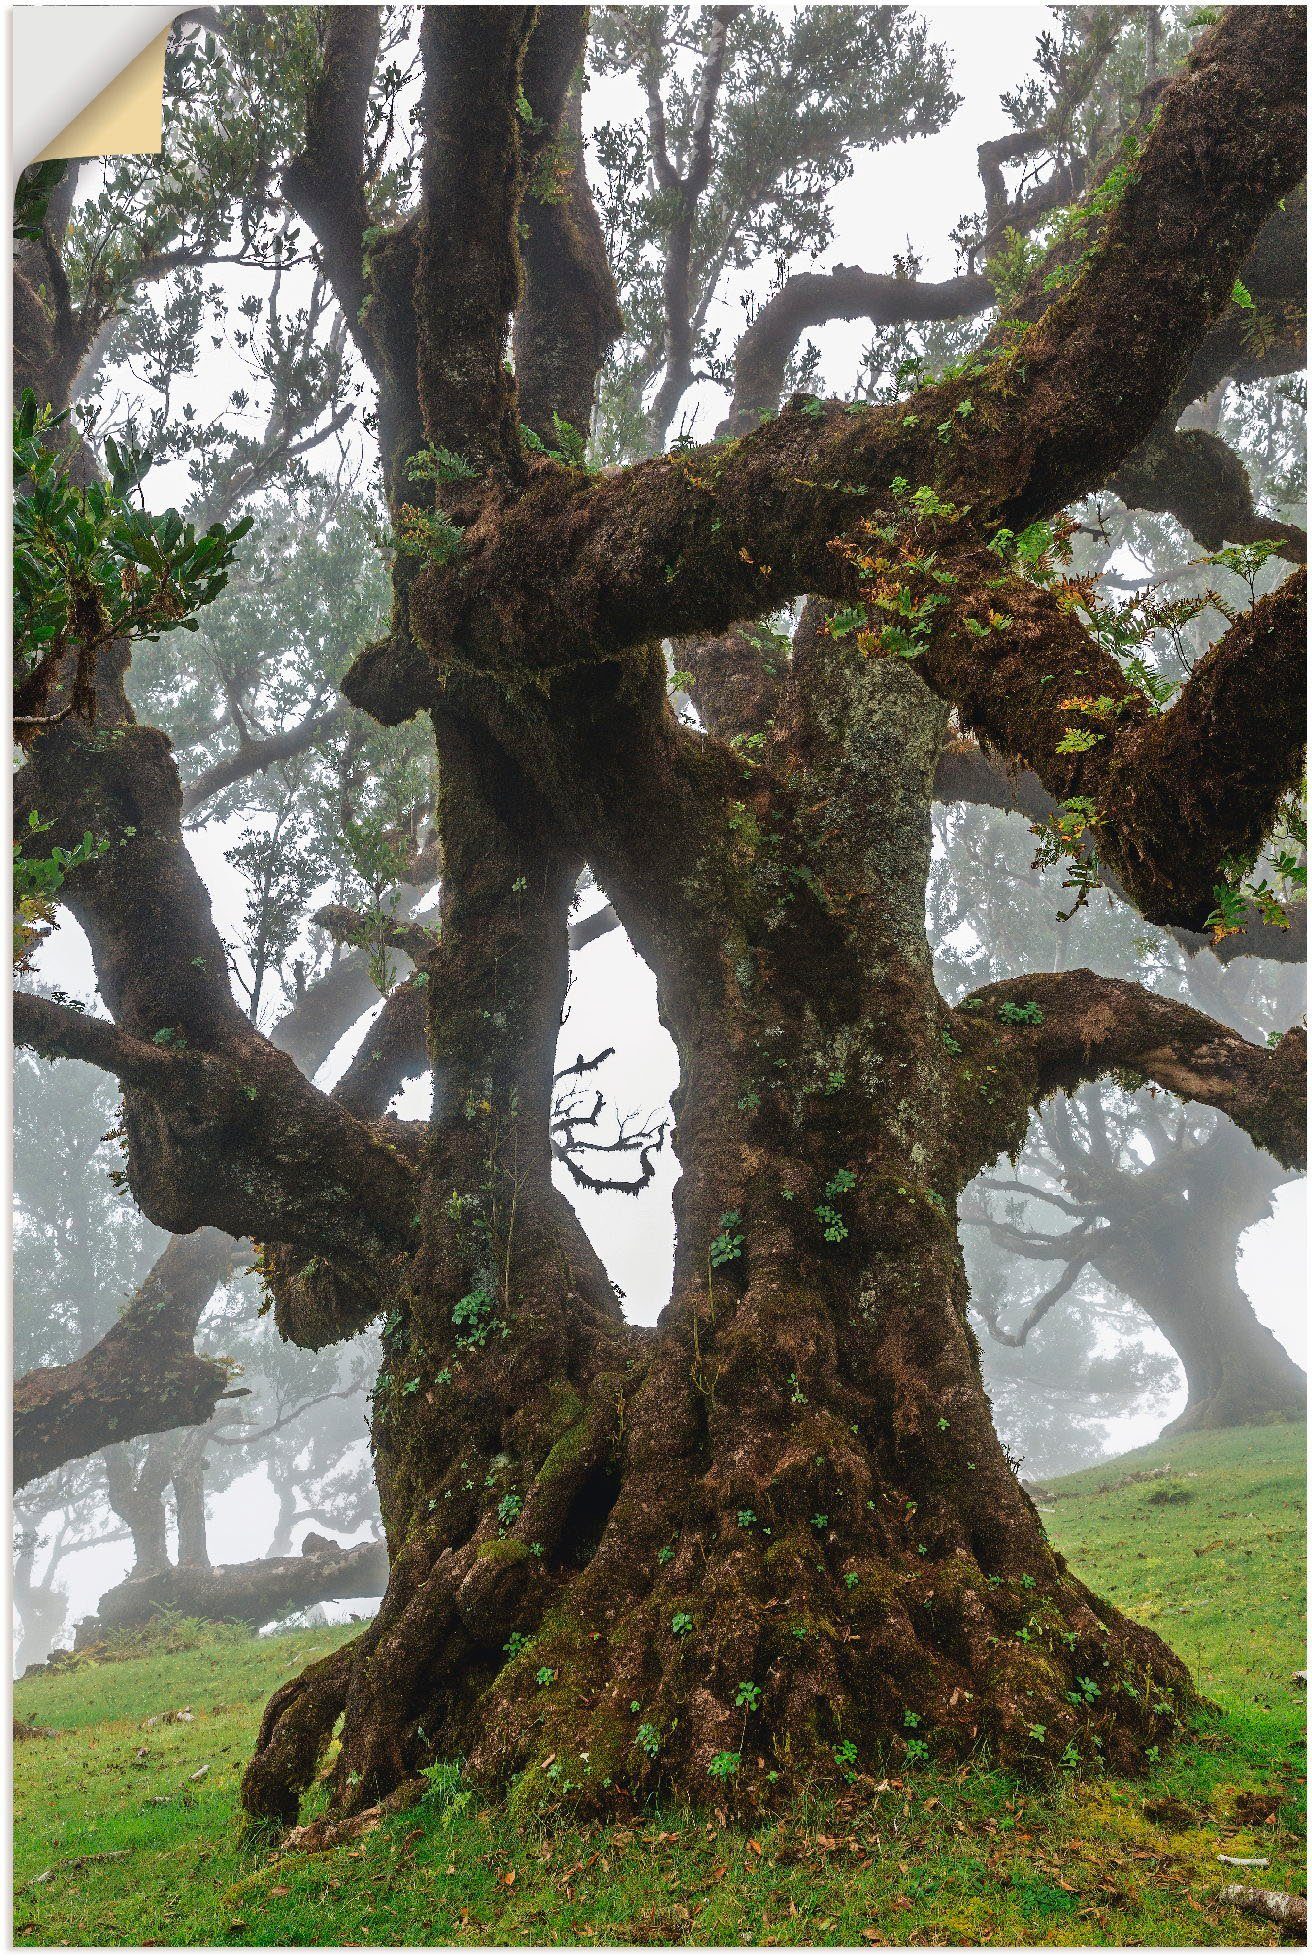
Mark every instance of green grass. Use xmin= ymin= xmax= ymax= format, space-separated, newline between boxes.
xmin=14 ymin=1422 xmax=1306 ymax=1946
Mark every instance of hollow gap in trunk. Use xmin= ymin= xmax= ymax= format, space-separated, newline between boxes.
xmin=551 ymin=1459 xmax=624 ymax=1575
xmin=553 ymin=878 xmax=679 ymax=1325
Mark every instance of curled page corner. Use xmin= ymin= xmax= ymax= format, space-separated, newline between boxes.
xmin=13 ymin=6 xmax=178 ymax=172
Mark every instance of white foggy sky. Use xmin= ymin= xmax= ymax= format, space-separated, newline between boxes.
xmin=21 ymin=4 xmax=1307 ymax=1634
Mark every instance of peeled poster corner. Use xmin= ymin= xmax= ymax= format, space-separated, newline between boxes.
xmin=13 ymin=6 xmax=177 ymax=172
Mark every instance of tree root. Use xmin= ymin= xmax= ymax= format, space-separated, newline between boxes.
xmin=239 ymin=1638 xmax=360 ymax=1827
xmin=242 ymin=1391 xmax=630 ymax=1825
xmin=281 ymin=1779 xmax=428 ymax=1854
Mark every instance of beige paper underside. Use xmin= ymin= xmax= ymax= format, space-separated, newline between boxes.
xmin=31 ymin=22 xmax=170 ymax=163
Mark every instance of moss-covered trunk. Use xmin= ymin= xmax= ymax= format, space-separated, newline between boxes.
xmin=243 ymin=652 xmax=1191 ymax=1833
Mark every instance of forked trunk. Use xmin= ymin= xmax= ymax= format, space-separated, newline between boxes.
xmin=243 ymin=654 xmax=1191 ymax=1831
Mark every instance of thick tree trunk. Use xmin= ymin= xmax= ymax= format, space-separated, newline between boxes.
xmin=15 ymin=2 xmax=1303 ymax=1852
xmin=243 ymin=657 xmax=1192 ymax=1833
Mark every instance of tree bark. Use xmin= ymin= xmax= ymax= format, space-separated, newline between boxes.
xmin=75 ymin=1535 xmax=388 ymax=1644
xmin=242 ymin=652 xmax=1196 ymax=1831
xmin=14 ymin=1230 xmax=238 ymax=1492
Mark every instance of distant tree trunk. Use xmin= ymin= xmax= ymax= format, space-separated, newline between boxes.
xmin=266 ymin=1486 xmax=299 ymax=1561
xmin=102 ymin=1442 xmax=173 ymax=1578
xmin=172 ymin=1437 xmax=211 ymax=1570
xmin=13 ymin=1518 xmax=68 ymax=1674
xmin=1099 ymin=1232 xmax=1305 ymax=1436
xmin=1080 ymin=1123 xmax=1304 ymax=1434
xmin=977 ymin=1114 xmax=1307 ymax=1440
xmin=1157 ymin=1266 xmax=1306 ymax=1434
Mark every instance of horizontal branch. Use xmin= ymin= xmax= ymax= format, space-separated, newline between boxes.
xmin=77 ymin=1535 xmax=388 ymax=1641
xmin=727 ymin=22 xmax=1126 ymax=433
xmin=727 ymin=266 xmax=993 ymax=434
xmin=956 ymin=969 xmax=1307 ymax=1181
xmin=14 ymin=938 xmax=405 ymax=1488
xmin=313 ymin=905 xmax=437 ymax=966
xmin=181 ymin=708 xmax=343 ymax=818
xmin=14 ymin=984 xmax=416 ymax=1312
xmin=568 ymin=901 xmax=620 ymax=952
xmin=1112 ymin=426 xmax=1305 ymax=563
xmin=933 ymin=735 xmax=1308 ymax=963
xmin=13 ymin=992 xmax=183 ymax=1094
xmin=14 ymin=1229 xmax=242 ymax=1492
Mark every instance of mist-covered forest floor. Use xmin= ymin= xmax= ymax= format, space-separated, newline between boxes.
xmin=13 ymin=1422 xmax=1306 ymax=1947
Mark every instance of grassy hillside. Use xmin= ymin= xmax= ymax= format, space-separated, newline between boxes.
xmin=14 ymin=1422 xmax=1306 ymax=1946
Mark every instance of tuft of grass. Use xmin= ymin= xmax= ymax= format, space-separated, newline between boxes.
xmin=14 ymin=1423 xmax=1305 ymax=1946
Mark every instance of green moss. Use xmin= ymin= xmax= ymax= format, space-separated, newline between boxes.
xmin=476 ymin=1537 xmax=529 ymax=1566
xmin=538 ymin=1419 xmax=589 ymax=1483
xmin=546 ymin=1383 xmax=586 ymax=1431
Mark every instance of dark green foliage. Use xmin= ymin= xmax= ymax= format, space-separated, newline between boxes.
xmin=13 ymin=393 xmax=251 ymax=674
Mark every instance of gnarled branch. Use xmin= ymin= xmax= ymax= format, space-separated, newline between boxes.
xmin=956 ymin=969 xmax=1306 ymax=1181
xmin=1111 ymin=426 xmax=1305 ymax=563
xmin=347 ymin=7 xmax=1304 ymax=721
xmin=933 ymin=734 xmax=1307 ymax=963
xmin=917 ymin=559 xmax=1305 ymax=931
xmin=727 ymin=267 xmax=992 ymax=435
xmin=14 ymin=1228 xmax=243 ymax=1492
